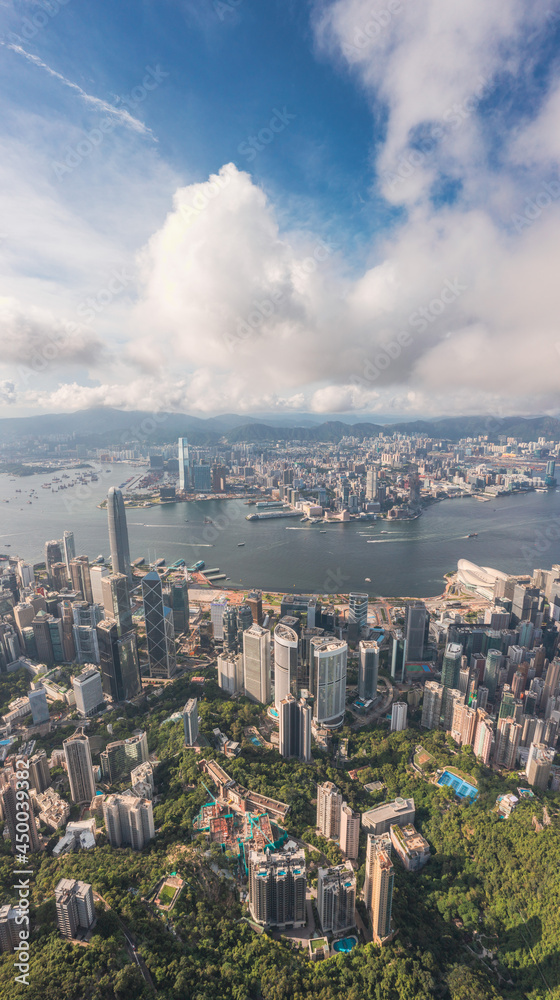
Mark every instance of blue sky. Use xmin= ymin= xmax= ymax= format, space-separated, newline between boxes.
xmin=1 ymin=0 xmax=560 ymax=419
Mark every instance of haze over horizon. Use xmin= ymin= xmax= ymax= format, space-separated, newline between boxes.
xmin=1 ymin=1 xmax=559 ymax=420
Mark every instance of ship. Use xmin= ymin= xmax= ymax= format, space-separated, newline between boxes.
xmin=467 ymin=532 xmax=478 ymax=538
xmin=188 ymin=560 xmax=205 ymax=571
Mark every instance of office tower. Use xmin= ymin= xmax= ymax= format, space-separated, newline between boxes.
xmin=348 ymin=593 xmax=368 ymax=630
xmin=28 ymin=684 xmax=49 ymax=725
xmin=358 ymin=640 xmax=379 ymax=701
xmin=391 ymin=702 xmax=408 ymax=732
xmin=142 ymin=572 xmax=176 ymax=679
xmin=90 ymin=563 xmax=110 ymax=605
xmin=178 ymin=437 xmax=190 ymax=490
xmin=32 ymin=610 xmax=55 ymax=665
xmin=317 ymin=865 xmax=356 ymax=934
xmin=473 ymin=710 xmax=494 ymax=765
xmin=248 ymin=848 xmax=306 ymax=929
xmin=211 ymin=594 xmax=229 ymax=640
xmin=100 ymin=733 xmax=148 ymax=784
xmin=316 ymin=781 xmax=343 ymax=839
xmin=103 ymin=791 xmax=155 ymax=849
xmin=243 ymin=624 xmax=271 ymax=704
xmin=499 ymin=688 xmax=518 ymax=720
xmin=340 ymin=803 xmax=360 ymax=860
xmin=191 ymin=463 xmax=212 ymax=491
xmin=55 ymin=878 xmax=95 ymax=938
xmin=494 ymin=718 xmax=522 ymax=769
xmin=421 ymin=681 xmax=444 ymax=729
xmin=483 ymin=649 xmax=503 ymax=704
xmin=511 ymin=670 xmax=525 ymax=700
xmin=17 ymin=560 xmax=34 ymax=588
xmin=63 ymin=730 xmax=95 ymax=803
xmin=526 ymin=742 xmax=554 ymax=789
xmin=97 ymin=619 xmax=141 ymax=703
xmin=222 ymin=606 xmax=238 ymax=653
xmin=1 ymin=783 xmax=41 ymax=854
xmin=279 ymin=694 xmax=312 ymax=762
xmin=280 ymin=594 xmax=317 ymax=629
xmin=366 ymin=467 xmax=377 ymax=500
xmin=168 ymin=578 xmax=190 ymax=634
xmin=543 ymin=658 xmax=560 ymax=707
xmin=476 ymin=686 xmax=489 ymax=712
xmin=0 ymin=905 xmax=19 ymax=953
xmin=59 ymin=600 xmax=76 ymax=661
xmin=370 ymin=845 xmax=394 ymax=945
xmin=247 ymin=589 xmax=263 ymax=625
xmin=236 ymin=603 xmax=253 ymax=645
xmin=51 ymin=561 xmax=69 ymax=590
xmin=405 ymin=603 xmax=428 ymax=662
xmin=107 ymin=487 xmax=132 ymax=582
xmin=274 ymin=622 xmax=299 ymax=709
xmin=458 ymin=666 xmax=470 ymax=697
xmin=443 ymin=688 xmax=464 ymax=731
xmin=72 ymin=666 xmax=104 ymax=718
xmin=45 ymin=539 xmax=63 ymax=581
xmin=62 ymin=530 xmax=76 ymax=572
xmin=471 ymin=651 xmax=486 ymax=682
xmin=312 ymin=636 xmax=347 ymax=728
xmin=69 ymin=556 xmax=93 ymax=604
xmin=217 ymin=653 xmax=243 ymax=694
xmin=101 ymin=573 xmax=132 ymax=634
xmin=183 ymin=698 xmax=199 ymax=746
xmin=441 ymin=643 xmax=462 ymax=689
xmin=28 ymin=750 xmax=51 ymax=793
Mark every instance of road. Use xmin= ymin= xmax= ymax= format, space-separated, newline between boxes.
xmin=349 ymin=676 xmax=394 ymax=730
xmin=93 ymin=891 xmax=156 ymax=991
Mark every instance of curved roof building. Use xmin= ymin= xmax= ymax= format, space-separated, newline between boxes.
xmin=274 ymin=623 xmax=299 ymax=709
xmin=457 ymin=559 xmax=509 ymax=600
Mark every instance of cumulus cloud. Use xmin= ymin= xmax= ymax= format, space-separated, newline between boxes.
xmin=0 ymin=298 xmax=107 ymax=367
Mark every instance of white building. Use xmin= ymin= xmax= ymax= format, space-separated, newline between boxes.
xmin=72 ymin=666 xmax=104 ymax=718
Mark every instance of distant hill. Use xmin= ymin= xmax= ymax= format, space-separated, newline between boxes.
xmin=0 ymin=407 xmax=558 ymax=446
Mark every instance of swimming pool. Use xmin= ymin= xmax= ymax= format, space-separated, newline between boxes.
xmin=437 ymin=770 xmax=478 ymax=800
xmin=250 ymin=737 xmax=262 ymax=746
xmin=333 ymin=936 xmax=358 ymax=953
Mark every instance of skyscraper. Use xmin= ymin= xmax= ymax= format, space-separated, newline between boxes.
xmin=273 ymin=622 xmax=299 ymax=709
xmin=178 ymin=437 xmax=190 ymax=491
xmin=107 ymin=487 xmax=132 ymax=582
xmin=543 ymin=658 xmax=560 ymax=708
xmin=348 ymin=593 xmax=368 ymax=630
xmin=358 ymin=640 xmax=379 ymax=701
xmin=1 ymin=783 xmax=41 ymax=854
xmin=142 ymin=572 xmax=177 ymax=679
xmin=183 ymin=698 xmax=199 ymax=745
xmin=526 ymin=742 xmax=554 ymax=789
xmin=28 ymin=684 xmax=49 ymax=725
xmin=421 ymin=681 xmax=444 ymax=728
xmin=390 ymin=701 xmax=408 ymax=732
xmin=483 ymin=648 xmax=503 ymax=704
xmin=62 ymin=530 xmax=76 ymax=572
xmin=317 ymin=865 xmax=356 ymax=934
xmin=63 ymin=730 xmax=95 ymax=803
xmin=494 ymin=717 xmax=522 ymax=770
xmin=370 ymin=846 xmax=395 ymax=945
xmin=100 ymin=733 xmax=148 ymax=783
xmin=365 ymin=467 xmax=377 ymax=500
xmin=69 ymin=556 xmax=93 ymax=604
xmin=441 ymin=643 xmax=462 ymax=689
xmin=247 ymin=590 xmax=263 ymax=626
xmin=72 ymin=666 xmax=104 ymax=718
xmin=316 ymin=781 xmax=343 ymax=839
xmin=97 ymin=619 xmax=141 ymax=702
xmin=45 ymin=540 xmax=63 ymax=582
xmin=405 ymin=602 xmax=428 ymax=662
xmin=101 ymin=573 xmax=132 ymax=635
xmin=364 ymin=832 xmax=391 ymax=910
xmin=278 ymin=694 xmax=311 ymax=762
xmin=55 ymin=878 xmax=95 ymax=938
xmin=103 ymin=792 xmax=155 ymax=849
xmin=243 ymin=624 xmax=271 ymax=703
xmin=339 ymin=803 xmax=360 ymax=860
xmin=167 ymin=578 xmax=190 ymax=634
xmin=248 ymin=848 xmax=306 ymax=929
xmin=28 ymin=750 xmax=51 ymax=793
xmin=312 ymin=636 xmax=347 ymax=728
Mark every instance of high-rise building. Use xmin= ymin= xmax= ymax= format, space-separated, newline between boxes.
xmin=363 ymin=832 xmax=391 ymax=909
xmin=222 ymin=606 xmax=238 ymax=654
xmin=443 ymin=687 xmax=464 ymax=731
xmin=55 ymin=878 xmax=95 ymax=939
xmin=441 ymin=643 xmax=462 ymax=689
xmin=243 ymin=624 xmax=271 ymax=704
xmin=101 ymin=573 xmax=132 ymax=635
xmin=312 ymin=636 xmax=347 ymax=728
xmin=274 ymin=622 xmax=299 ymax=709
xmin=69 ymin=556 xmax=93 ymax=605
xmin=107 ymin=487 xmax=132 ymax=582
xmin=0 ymin=905 xmax=19 ymax=953
xmin=339 ymin=803 xmax=360 ymax=860
xmin=217 ymin=653 xmax=243 ymax=695
xmin=450 ymin=702 xmax=477 ymax=746
xmin=278 ymin=694 xmax=311 ymax=762
xmin=248 ymin=848 xmax=306 ymax=929
xmin=483 ymin=648 xmax=503 ymax=704
xmin=97 ymin=619 xmax=141 ymax=703
xmin=494 ymin=717 xmax=522 ymax=770
xmin=183 ymin=698 xmax=199 ymax=746
xmin=90 ymin=564 xmax=110 ymax=605
xmin=543 ymin=658 xmax=560 ymax=707
xmin=348 ymin=593 xmax=368 ymax=630
xmin=405 ymin=603 xmax=428 ymax=662
xmin=390 ymin=702 xmax=408 ymax=732
xmin=247 ymin=590 xmax=263 ymax=626
xmin=1 ymin=783 xmax=41 ymax=854
xmin=103 ymin=791 xmax=155 ymax=849
xmin=178 ymin=437 xmax=191 ymax=491
xmin=473 ymin=710 xmax=494 ymax=764
xmin=317 ymin=865 xmax=356 ymax=934
xmin=358 ymin=640 xmax=379 ymax=701
xmin=28 ymin=749 xmax=51 ymax=793
xmin=526 ymin=742 xmax=554 ymax=789
xmin=316 ymin=781 xmax=343 ymax=839
xmin=72 ymin=666 xmax=104 ymax=718
xmin=62 ymin=530 xmax=76 ymax=572
xmin=421 ymin=681 xmax=443 ymax=729
xmin=28 ymin=684 xmax=49 ymax=725
xmin=370 ymin=846 xmax=394 ymax=945
xmin=365 ymin=467 xmax=378 ymax=500
xmin=211 ymin=594 xmax=229 ymax=640
xmin=63 ymin=730 xmax=95 ymax=803
xmin=100 ymin=733 xmax=148 ymax=784
xmin=142 ymin=572 xmax=176 ymax=679
xmin=167 ymin=579 xmax=190 ymax=634
xmin=32 ymin=610 xmax=55 ymax=665
xmin=51 ymin=561 xmax=69 ymax=590
xmin=236 ymin=603 xmax=253 ymax=646
xmin=45 ymin=540 xmax=63 ymax=581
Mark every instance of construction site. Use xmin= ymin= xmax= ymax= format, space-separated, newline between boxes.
xmin=195 ymin=759 xmax=290 ymax=871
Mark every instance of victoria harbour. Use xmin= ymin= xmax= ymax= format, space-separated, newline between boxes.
xmin=1 ymin=464 xmax=559 ymax=597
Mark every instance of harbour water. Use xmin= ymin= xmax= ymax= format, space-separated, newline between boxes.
xmin=1 ymin=464 xmax=559 ymax=597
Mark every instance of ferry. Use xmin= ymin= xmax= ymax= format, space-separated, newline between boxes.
xmin=237 ymin=542 xmax=245 ymax=546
